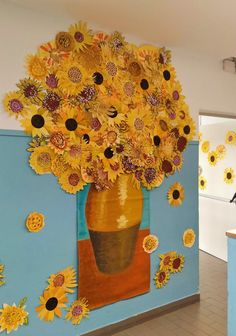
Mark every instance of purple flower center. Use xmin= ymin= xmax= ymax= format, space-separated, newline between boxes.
xmin=169 ymin=112 xmax=176 ymax=120
xmin=78 ymin=86 xmax=96 ymax=103
xmin=72 ymin=305 xmax=83 ymax=317
xmin=173 ymin=155 xmax=181 ymax=165
xmin=147 ymin=94 xmax=159 ymax=106
xmin=24 ymin=84 xmax=38 ymax=98
xmin=9 ymin=99 xmax=23 ymax=113
xmin=172 ymin=90 xmax=179 ymax=100
xmin=46 ymin=74 xmax=58 ymax=89
xmin=91 ymin=117 xmax=101 ymax=131
xmin=43 ymin=92 xmax=60 ymax=112
xmin=74 ymin=31 xmax=84 ymax=43
xmin=144 ymin=168 xmax=156 ymax=184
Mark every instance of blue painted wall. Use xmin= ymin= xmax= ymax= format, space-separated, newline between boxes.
xmin=227 ymin=236 xmax=236 ymax=336
xmin=0 ymin=130 xmax=199 ymax=336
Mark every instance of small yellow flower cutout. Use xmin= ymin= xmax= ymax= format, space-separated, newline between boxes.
xmin=143 ymin=234 xmax=159 ymax=253
xmin=201 ymin=141 xmax=210 ymax=153
xmin=183 ymin=229 xmax=196 ymax=248
xmin=25 ymin=212 xmax=45 ymax=232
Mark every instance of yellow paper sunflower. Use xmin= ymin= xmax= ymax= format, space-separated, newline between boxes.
xmin=47 ymin=266 xmax=77 ymax=293
xmin=3 ymin=91 xmax=26 ymax=119
xmin=51 ymin=155 xmax=70 ymax=177
xmin=183 ymin=228 xmax=196 ymax=248
xmin=169 ymin=254 xmax=185 ymax=273
xmin=199 ymin=176 xmax=207 ymax=190
xmin=226 ymin=131 xmax=236 ymax=145
xmin=57 ymin=58 xmax=90 ymax=95
xmin=26 ymin=55 xmax=48 ymax=80
xmin=21 ymin=106 xmax=53 ymax=137
xmin=0 ymin=264 xmax=5 ymax=287
xmin=179 ymin=117 xmax=196 ymax=141
xmin=224 ymin=168 xmax=235 ymax=184
xmin=69 ymin=21 xmax=93 ymax=51
xmin=0 ymin=301 xmax=28 ymax=334
xmin=201 ymin=140 xmax=210 ymax=153
xmin=143 ymin=234 xmax=159 ymax=253
xmin=208 ymin=151 xmax=218 ymax=166
xmin=29 ymin=146 xmax=55 ymax=174
xmin=59 ymin=168 xmax=86 ymax=194
xmin=25 ymin=212 xmax=45 ymax=232
xmin=36 ymin=287 xmax=68 ymax=322
xmin=154 ymin=269 xmax=170 ymax=288
xmin=65 ymin=298 xmax=89 ymax=325
xmin=167 ymin=182 xmax=185 ymax=206
xmin=159 ymin=251 xmax=177 ymax=271
xmin=17 ymin=78 xmax=44 ymax=104
xmin=57 ymin=105 xmax=86 ymax=139
xmin=216 ymin=144 xmax=226 ymax=159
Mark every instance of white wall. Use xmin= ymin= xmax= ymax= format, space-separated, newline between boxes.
xmin=1 ymin=1 xmax=236 ymax=135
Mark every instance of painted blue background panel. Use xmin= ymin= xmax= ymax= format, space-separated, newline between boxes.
xmin=0 ymin=131 xmax=199 ymax=336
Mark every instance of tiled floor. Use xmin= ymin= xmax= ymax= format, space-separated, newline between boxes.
xmin=113 ymin=250 xmax=227 ymax=336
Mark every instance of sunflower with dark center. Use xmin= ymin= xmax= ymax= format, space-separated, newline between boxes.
xmin=199 ymin=176 xmax=207 ymax=190
xmin=78 ymin=85 xmax=96 ymax=103
xmin=17 ymin=78 xmax=43 ymax=102
xmin=154 ymin=269 xmax=170 ymax=288
xmin=167 ymin=182 xmax=184 ymax=206
xmin=224 ymin=168 xmax=235 ymax=184
xmin=208 ymin=151 xmax=218 ymax=166
xmin=35 ymin=287 xmax=68 ymax=321
xmin=65 ymin=298 xmax=90 ymax=325
xmin=170 ymin=254 xmax=185 ymax=273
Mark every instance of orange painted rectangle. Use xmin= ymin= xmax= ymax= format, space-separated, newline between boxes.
xmin=78 ymin=229 xmax=150 ymax=310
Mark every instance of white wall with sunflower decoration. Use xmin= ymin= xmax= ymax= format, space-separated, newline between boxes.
xmin=199 ymin=120 xmax=236 ymax=261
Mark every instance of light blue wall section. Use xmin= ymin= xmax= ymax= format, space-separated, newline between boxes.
xmin=0 ymin=130 xmax=199 ymax=336
xmin=227 ymin=237 xmax=236 ymax=336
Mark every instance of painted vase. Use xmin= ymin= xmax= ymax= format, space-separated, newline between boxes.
xmin=85 ymin=174 xmax=143 ymax=274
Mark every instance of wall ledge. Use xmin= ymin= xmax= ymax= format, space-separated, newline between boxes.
xmin=226 ymin=230 xmax=236 ymax=239
xmin=82 ymin=293 xmax=200 ymax=336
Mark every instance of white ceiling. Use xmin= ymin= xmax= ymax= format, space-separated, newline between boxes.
xmin=5 ymin=0 xmax=236 ymax=58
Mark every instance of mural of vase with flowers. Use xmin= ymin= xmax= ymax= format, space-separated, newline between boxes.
xmin=3 ymin=20 xmax=195 ymax=309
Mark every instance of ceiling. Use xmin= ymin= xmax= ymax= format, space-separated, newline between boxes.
xmin=5 ymin=0 xmax=236 ymax=58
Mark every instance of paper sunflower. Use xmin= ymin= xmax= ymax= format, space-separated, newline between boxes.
xmin=3 ymin=21 xmax=195 ymax=194
xmin=0 ymin=264 xmax=5 ymax=287
xmin=69 ymin=21 xmax=93 ymax=52
xmin=167 ymin=182 xmax=185 ymax=206
xmin=29 ymin=146 xmax=55 ymax=174
xmin=154 ymin=270 xmax=170 ymax=288
xmin=201 ymin=140 xmax=210 ymax=153
xmin=208 ymin=151 xmax=218 ymax=166
xmin=3 ymin=91 xmax=26 ymax=119
xmin=65 ymin=298 xmax=89 ymax=325
xmin=183 ymin=229 xmax=196 ymax=248
xmin=170 ymin=254 xmax=185 ymax=273
xmin=58 ymin=168 xmax=86 ymax=194
xmin=27 ymin=55 xmax=48 ymax=80
xmin=159 ymin=251 xmax=177 ymax=271
xmin=224 ymin=168 xmax=235 ymax=184
xmin=47 ymin=266 xmax=77 ymax=293
xmin=226 ymin=131 xmax=236 ymax=145
xmin=199 ymin=176 xmax=207 ymax=190
xmin=143 ymin=234 xmax=159 ymax=253
xmin=216 ymin=144 xmax=226 ymax=160
xmin=0 ymin=300 xmax=28 ymax=334
xmin=21 ymin=106 xmax=53 ymax=137
xmin=25 ymin=212 xmax=45 ymax=232
xmin=36 ymin=287 xmax=68 ymax=322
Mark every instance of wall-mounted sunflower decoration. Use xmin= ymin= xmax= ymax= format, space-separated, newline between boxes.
xmin=167 ymin=182 xmax=184 ymax=206
xmin=143 ymin=234 xmax=159 ymax=253
xmin=208 ymin=151 xmax=218 ymax=166
xmin=0 ymin=298 xmax=29 ymax=333
xmin=3 ymin=21 xmax=195 ymax=193
xmin=224 ymin=168 xmax=235 ymax=184
xmin=183 ymin=228 xmax=196 ymax=248
xmin=216 ymin=144 xmax=226 ymax=160
xmin=25 ymin=212 xmax=45 ymax=233
xmin=65 ymin=298 xmax=89 ymax=325
xmin=225 ymin=131 xmax=236 ymax=145
xmin=199 ymin=175 xmax=207 ymax=190
xmin=0 ymin=264 xmax=5 ymax=287
xmin=201 ymin=141 xmax=210 ymax=153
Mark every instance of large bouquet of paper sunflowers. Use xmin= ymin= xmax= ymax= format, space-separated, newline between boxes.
xmin=3 ymin=21 xmax=195 ymax=193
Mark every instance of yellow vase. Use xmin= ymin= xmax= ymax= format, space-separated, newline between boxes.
xmin=85 ymin=174 xmax=143 ymax=274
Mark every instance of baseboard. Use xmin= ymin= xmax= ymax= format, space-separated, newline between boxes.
xmin=82 ymin=293 xmax=200 ymax=336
